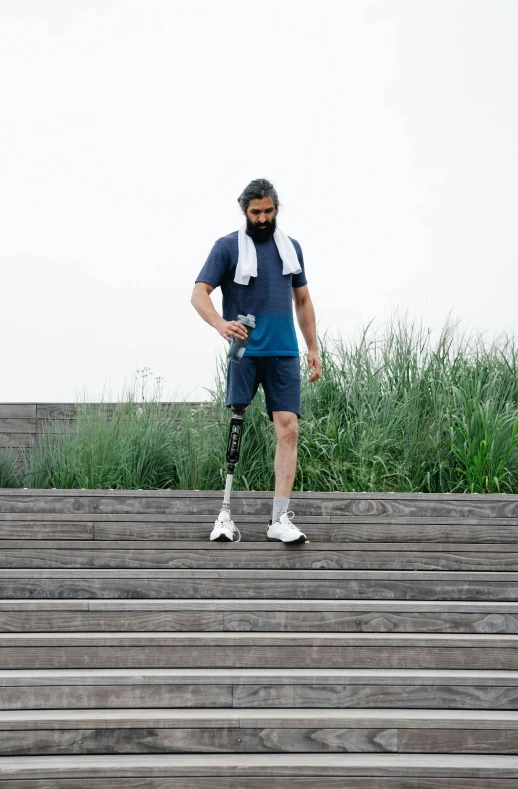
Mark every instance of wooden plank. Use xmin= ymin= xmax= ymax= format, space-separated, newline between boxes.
xmin=0 ymin=406 xmax=36 ymax=419
xmin=0 ymin=601 xmax=89 ymax=611
xmin=1 ymin=632 xmax=516 ymax=647
xmin=4 ymin=540 xmax=518 ymax=552
xmin=234 ymin=683 xmax=518 ymax=710
xmin=2 ymin=568 xmax=517 ymax=581
xmin=1 ymin=573 xmax=516 ymax=601
xmin=2 ymin=608 xmax=518 ymax=634
xmin=1 ymin=491 xmax=518 ymax=519
xmin=35 ymin=403 xmax=205 ymax=420
xmin=0 ymin=434 xmax=34 ymax=449
xmin=2 ymin=708 xmax=518 ymax=729
xmin=2 ymin=546 xmax=518 ymax=571
xmin=1 ymin=645 xmax=517 ymax=670
xmin=0 ymin=778 xmax=514 ymax=789
xmin=0 ymin=523 xmax=94 ymax=540
xmin=1 ymin=753 xmax=518 ymax=779
xmin=0 ymin=683 xmax=232 ymax=711
xmin=2 ymin=667 xmax=517 ymax=687
xmin=399 ymin=729 xmax=518 ymax=754
xmin=223 ymin=610 xmax=518 ymax=635
xmin=0 ymin=611 xmax=224 ymax=632
xmin=84 ymin=600 xmax=518 ymax=612
xmin=0 ymin=419 xmax=36 ymax=434
xmin=4 ymin=680 xmax=518 ymax=712
xmin=0 ymin=727 xmax=397 ymax=755
xmin=93 ymin=521 xmax=518 ymax=543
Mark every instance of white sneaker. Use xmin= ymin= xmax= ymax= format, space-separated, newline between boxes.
xmin=267 ymin=511 xmax=306 ymax=543
xmin=210 ymin=510 xmax=240 ymax=542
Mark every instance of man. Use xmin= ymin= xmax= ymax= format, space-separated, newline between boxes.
xmin=191 ymin=178 xmax=322 ymax=543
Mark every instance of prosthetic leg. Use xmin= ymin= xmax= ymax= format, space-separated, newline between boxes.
xmin=210 ymin=404 xmax=248 ymax=542
xmin=221 ymin=404 xmax=248 ymax=512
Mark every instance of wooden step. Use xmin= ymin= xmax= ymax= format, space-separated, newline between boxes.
xmin=1 ymin=569 xmax=517 ymax=601
xmin=1 ymin=632 xmax=517 ymax=670
xmin=2 ymin=709 xmax=518 ymax=756
xmin=1 ymin=490 xmax=517 ymax=520
xmin=1 ymin=753 xmax=518 ymax=783
xmin=2 ymin=667 xmax=518 ymax=710
xmin=2 ymin=514 xmax=518 ymax=543
xmin=2 ymin=541 xmax=518 ymax=571
xmin=3 ymin=598 xmax=518 ymax=633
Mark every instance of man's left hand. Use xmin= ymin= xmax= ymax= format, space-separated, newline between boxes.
xmin=307 ymin=350 xmax=322 ymax=383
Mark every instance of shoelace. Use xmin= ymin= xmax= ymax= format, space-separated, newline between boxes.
xmin=219 ymin=515 xmax=241 ymax=543
xmin=280 ymin=511 xmax=305 ymax=536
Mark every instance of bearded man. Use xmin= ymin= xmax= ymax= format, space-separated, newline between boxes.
xmin=191 ymin=178 xmax=322 ymax=543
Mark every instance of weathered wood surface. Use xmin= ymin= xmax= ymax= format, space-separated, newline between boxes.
xmin=6 ymin=724 xmax=518 ymax=756
xmin=2 ymin=512 xmax=518 ymax=544
xmin=0 ymin=684 xmax=232 ymax=711
xmin=0 ymin=779 xmax=515 ymax=789
xmin=0 ymin=489 xmax=516 ymax=773
xmin=0 ymin=419 xmax=36 ymax=434
xmin=233 ymin=683 xmax=518 ymax=710
xmin=399 ymin=729 xmax=518 ymax=754
xmin=4 ymin=599 xmax=518 ymax=611
xmin=5 ymin=540 xmax=518 ymax=552
xmin=0 ymin=406 xmax=36 ymax=419
xmin=2 ymin=544 xmax=518 ymax=571
xmin=1 ymin=490 xmax=518 ymax=519
xmin=3 ymin=632 xmax=515 ymax=647
xmin=0 ymin=726 xmax=397 ymax=756
xmin=1 ymin=753 xmax=518 ymax=779
xmin=2 ymin=707 xmax=518 ymax=729
xmin=2 ymin=598 xmax=518 ymax=633
xmin=2 ymin=684 xmax=517 ymax=714
xmin=2 ymin=643 xmax=517 ymax=670
xmin=1 ymin=569 xmax=516 ymax=600
xmin=2 ymin=667 xmax=517 ymax=686
xmin=35 ymin=403 xmax=204 ymax=420
xmin=4 ymin=610 xmax=518 ymax=634
xmin=0 ymin=522 xmax=95 ymax=539
xmin=3 ymin=682 xmax=518 ymax=712
xmin=0 ymin=611 xmax=224 ymax=632
xmin=0 ymin=434 xmax=34 ymax=449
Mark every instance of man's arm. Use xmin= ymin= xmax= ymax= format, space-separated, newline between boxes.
xmin=191 ymin=282 xmax=248 ymax=341
xmin=293 ymin=285 xmax=322 ymax=382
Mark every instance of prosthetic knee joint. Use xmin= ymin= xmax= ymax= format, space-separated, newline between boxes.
xmin=221 ymin=404 xmax=247 ymax=512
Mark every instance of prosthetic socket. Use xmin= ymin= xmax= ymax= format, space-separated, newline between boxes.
xmin=221 ymin=404 xmax=247 ymax=512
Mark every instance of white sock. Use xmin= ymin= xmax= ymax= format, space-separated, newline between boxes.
xmin=272 ymin=497 xmax=289 ymax=524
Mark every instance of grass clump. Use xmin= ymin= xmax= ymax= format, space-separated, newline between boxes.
xmin=2 ymin=319 xmax=518 ymax=493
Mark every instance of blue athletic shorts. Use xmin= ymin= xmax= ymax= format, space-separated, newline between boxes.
xmin=226 ymin=356 xmax=301 ymax=421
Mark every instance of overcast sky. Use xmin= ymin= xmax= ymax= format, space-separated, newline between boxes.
xmin=1 ymin=0 xmax=517 ymax=402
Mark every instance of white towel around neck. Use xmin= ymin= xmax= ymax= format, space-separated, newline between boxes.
xmin=235 ymin=224 xmax=302 ymax=286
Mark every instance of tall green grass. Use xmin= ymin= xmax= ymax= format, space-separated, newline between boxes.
xmin=3 ymin=319 xmax=518 ymax=492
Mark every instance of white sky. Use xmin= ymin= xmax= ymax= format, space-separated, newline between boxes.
xmin=1 ymin=0 xmax=517 ymax=402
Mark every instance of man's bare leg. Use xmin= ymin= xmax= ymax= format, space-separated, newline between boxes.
xmin=272 ymin=410 xmax=298 ymax=497
xmin=272 ymin=409 xmax=298 ymax=496
xmin=268 ymin=410 xmax=305 ymax=540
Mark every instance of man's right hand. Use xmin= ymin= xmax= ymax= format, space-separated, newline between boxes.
xmin=214 ymin=319 xmax=248 ymax=342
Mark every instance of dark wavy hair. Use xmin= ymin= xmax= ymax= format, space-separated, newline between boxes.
xmin=237 ymin=178 xmax=280 ymax=214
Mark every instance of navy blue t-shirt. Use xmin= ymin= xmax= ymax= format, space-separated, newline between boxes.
xmin=196 ymin=230 xmax=307 ymax=356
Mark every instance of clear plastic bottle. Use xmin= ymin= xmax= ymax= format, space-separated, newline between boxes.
xmin=227 ymin=314 xmax=256 ymax=363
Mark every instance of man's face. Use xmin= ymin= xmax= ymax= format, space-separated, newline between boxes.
xmin=244 ymin=196 xmax=277 ymax=242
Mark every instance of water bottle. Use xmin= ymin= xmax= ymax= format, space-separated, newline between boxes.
xmin=227 ymin=314 xmax=256 ymax=363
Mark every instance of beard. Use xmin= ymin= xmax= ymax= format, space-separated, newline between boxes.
xmin=246 ymin=214 xmax=277 ymax=243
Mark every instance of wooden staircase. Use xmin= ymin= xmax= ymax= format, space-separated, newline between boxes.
xmin=0 ymin=489 xmax=517 ymax=787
